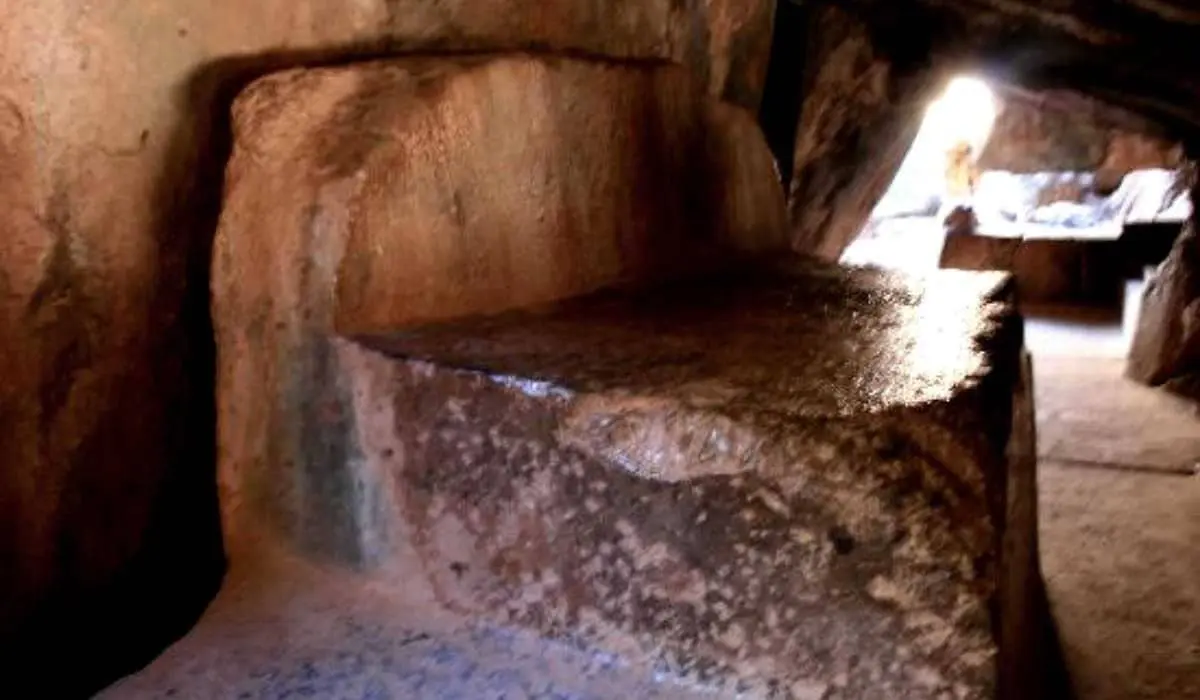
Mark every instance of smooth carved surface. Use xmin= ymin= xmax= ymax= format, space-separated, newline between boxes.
xmin=360 ymin=258 xmax=1018 ymax=434
xmin=939 ymin=232 xmax=1125 ymax=305
xmin=105 ymin=259 xmax=1039 ymax=698
xmin=336 ymin=258 xmax=1036 ymax=699
xmin=213 ymin=54 xmax=786 ymax=569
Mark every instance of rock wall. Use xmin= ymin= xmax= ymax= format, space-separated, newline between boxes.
xmin=786 ymin=4 xmax=949 ymax=260
xmin=704 ymin=0 xmax=777 ymax=110
xmin=0 ymin=0 xmax=774 ymax=694
xmin=978 ymin=86 xmax=1180 ymax=185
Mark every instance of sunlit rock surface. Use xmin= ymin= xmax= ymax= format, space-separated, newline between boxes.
xmin=786 ymin=4 xmax=949 ymax=260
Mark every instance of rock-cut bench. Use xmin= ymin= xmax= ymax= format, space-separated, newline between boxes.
xmin=332 ymin=257 xmax=1041 ymax=699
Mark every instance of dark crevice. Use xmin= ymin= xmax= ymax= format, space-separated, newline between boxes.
xmin=758 ymin=0 xmax=812 ymax=189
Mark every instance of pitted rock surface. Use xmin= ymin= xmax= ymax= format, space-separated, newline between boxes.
xmin=335 ymin=258 xmax=1037 ymax=699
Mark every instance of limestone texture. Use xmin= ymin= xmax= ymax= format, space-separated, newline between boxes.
xmin=1128 ymin=225 xmax=1200 ymax=385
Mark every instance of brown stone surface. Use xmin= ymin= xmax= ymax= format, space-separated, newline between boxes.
xmin=977 ymin=86 xmax=1177 ymax=178
xmin=213 ymin=54 xmax=786 ymax=566
xmin=102 ymin=546 xmax=755 ymax=699
xmin=1036 ymin=356 xmax=1200 ymax=475
xmin=1127 ymin=225 xmax=1200 ymax=385
xmin=939 ymin=231 xmax=1124 ymax=305
xmin=787 ymin=5 xmax=948 ymax=260
xmin=330 ymin=258 xmax=1038 ymax=698
xmin=0 ymin=0 xmax=776 ymax=689
xmin=1030 ymin=351 xmax=1200 ymax=700
xmin=703 ymin=0 xmax=777 ymax=110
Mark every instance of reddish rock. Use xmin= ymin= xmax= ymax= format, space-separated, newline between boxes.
xmin=213 ymin=55 xmax=786 ymax=562
xmin=703 ymin=0 xmax=777 ymax=109
xmin=940 ymin=231 xmax=1124 ymax=305
xmin=331 ymin=259 xmax=1039 ymax=698
xmin=976 ymin=87 xmax=1166 ymax=176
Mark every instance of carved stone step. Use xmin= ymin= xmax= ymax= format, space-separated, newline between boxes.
xmin=330 ymin=258 xmax=1040 ymax=699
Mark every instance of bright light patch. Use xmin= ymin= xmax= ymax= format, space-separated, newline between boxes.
xmin=843 ymin=76 xmax=999 ymax=270
xmin=922 ymin=76 xmax=997 ymax=153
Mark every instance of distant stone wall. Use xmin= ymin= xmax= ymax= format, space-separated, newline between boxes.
xmin=978 ymin=87 xmax=1180 ymax=186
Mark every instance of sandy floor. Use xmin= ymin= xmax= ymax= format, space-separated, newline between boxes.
xmin=1028 ymin=312 xmax=1200 ymax=700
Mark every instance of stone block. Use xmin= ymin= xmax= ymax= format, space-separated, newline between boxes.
xmin=213 ymin=54 xmax=786 ymax=563
xmin=335 ymin=258 xmax=1039 ymax=699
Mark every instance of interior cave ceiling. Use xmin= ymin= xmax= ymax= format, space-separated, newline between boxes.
xmin=808 ymin=0 xmax=1200 ymax=143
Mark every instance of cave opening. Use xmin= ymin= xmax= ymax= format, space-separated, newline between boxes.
xmin=840 ymin=71 xmax=1192 ymax=365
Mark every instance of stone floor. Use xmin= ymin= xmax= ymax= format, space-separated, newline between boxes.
xmin=1027 ymin=310 xmax=1200 ymax=700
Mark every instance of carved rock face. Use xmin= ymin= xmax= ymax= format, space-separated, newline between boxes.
xmin=212 ymin=54 xmax=786 ymax=563
xmin=786 ymin=5 xmax=949 ymax=260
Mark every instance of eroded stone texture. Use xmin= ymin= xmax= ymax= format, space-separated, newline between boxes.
xmin=1128 ymin=225 xmax=1200 ymax=385
xmin=787 ymin=4 xmax=948 ymax=260
xmin=334 ymin=258 xmax=1039 ymax=699
xmin=214 ymin=54 xmax=786 ymax=567
xmin=1095 ymin=133 xmax=1182 ymax=193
